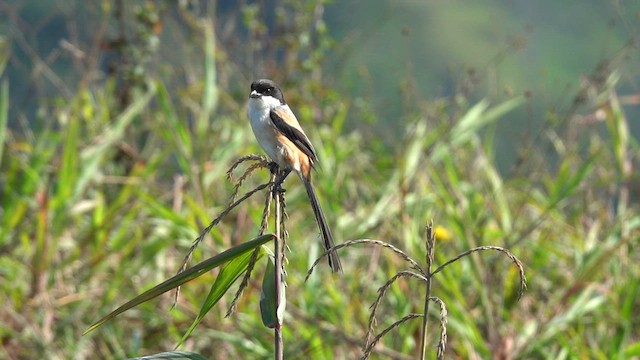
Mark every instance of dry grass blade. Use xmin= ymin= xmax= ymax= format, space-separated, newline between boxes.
xmin=305 ymin=239 xmax=424 ymax=281
xmin=277 ymin=190 xmax=290 ymax=274
xmin=288 ymin=307 xmax=414 ymax=360
xmin=278 ymin=190 xmax=289 ymax=250
xmin=428 ymin=296 xmax=448 ymax=360
xmin=226 ymin=171 xmax=281 ymax=318
xmin=172 ymin=180 xmax=273 ymax=307
xmin=420 ymin=221 xmax=436 ymax=359
xmin=360 ymin=314 xmax=423 ymax=360
xmin=258 ymin=173 xmax=277 ymax=235
xmin=228 ymin=156 xmax=272 ymax=203
xmin=431 ymin=245 xmax=527 ymax=300
xmin=226 ymin=154 xmax=270 ymax=182
xmin=364 ymin=271 xmax=427 ymax=348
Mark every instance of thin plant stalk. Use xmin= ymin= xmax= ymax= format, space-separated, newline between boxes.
xmin=419 ymin=221 xmax=436 ymax=360
xmin=274 ymin=186 xmax=284 ymax=360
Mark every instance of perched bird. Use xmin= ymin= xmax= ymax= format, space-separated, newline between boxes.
xmin=247 ymin=79 xmax=342 ymax=273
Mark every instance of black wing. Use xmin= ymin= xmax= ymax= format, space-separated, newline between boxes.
xmin=270 ymin=107 xmax=318 ymax=163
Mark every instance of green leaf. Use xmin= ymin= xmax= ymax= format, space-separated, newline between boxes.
xmin=55 ymin=101 xmax=81 ymax=211
xmin=541 ymin=285 xmax=606 ymax=342
xmin=136 ymin=189 xmax=190 ymax=225
xmin=550 ymin=154 xmax=597 ymax=206
xmin=431 ymin=97 xmax=525 ymax=162
xmin=259 ymin=252 xmax=285 ymax=328
xmin=450 ymin=99 xmax=490 ymax=146
xmin=84 ymin=234 xmax=274 ymax=335
xmin=177 ymin=245 xmax=266 ymax=346
xmin=625 ymin=342 xmax=640 ymax=357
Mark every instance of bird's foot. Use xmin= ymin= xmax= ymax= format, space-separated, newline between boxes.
xmin=268 ymin=161 xmax=279 ymax=175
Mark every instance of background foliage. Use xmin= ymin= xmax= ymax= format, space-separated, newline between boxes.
xmin=1 ymin=0 xmax=639 ymax=359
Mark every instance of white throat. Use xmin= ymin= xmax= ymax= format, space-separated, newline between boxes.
xmin=249 ymin=95 xmax=282 ymax=113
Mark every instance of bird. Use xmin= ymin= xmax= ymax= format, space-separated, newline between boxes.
xmin=247 ymin=79 xmax=342 ymax=273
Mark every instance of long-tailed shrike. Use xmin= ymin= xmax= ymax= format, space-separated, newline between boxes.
xmin=248 ymin=79 xmax=342 ymax=273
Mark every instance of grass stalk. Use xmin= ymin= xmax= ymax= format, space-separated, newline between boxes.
xmin=419 ymin=221 xmax=436 ymax=360
xmin=274 ymin=185 xmax=284 ymax=360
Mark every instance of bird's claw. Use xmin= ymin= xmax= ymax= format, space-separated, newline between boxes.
xmin=268 ymin=161 xmax=279 ymax=175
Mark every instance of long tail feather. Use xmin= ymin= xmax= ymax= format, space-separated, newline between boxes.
xmin=303 ymin=177 xmax=343 ymax=273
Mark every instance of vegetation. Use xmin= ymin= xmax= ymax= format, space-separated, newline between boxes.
xmin=1 ymin=1 xmax=639 ymax=359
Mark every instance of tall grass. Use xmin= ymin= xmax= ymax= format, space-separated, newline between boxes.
xmin=1 ymin=1 xmax=639 ymax=359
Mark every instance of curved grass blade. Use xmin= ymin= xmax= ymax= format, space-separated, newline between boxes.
xmin=431 ymin=97 xmax=524 ymax=162
xmin=176 ymin=245 xmax=268 ymax=347
xmin=84 ymin=234 xmax=274 ymax=335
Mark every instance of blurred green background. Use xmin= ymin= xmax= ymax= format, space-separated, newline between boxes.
xmin=1 ymin=0 xmax=639 ymax=359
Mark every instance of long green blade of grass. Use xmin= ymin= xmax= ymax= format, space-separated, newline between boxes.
xmin=177 ymin=245 xmax=267 ymax=347
xmin=431 ymin=96 xmax=525 ymax=162
xmin=625 ymin=342 xmax=640 ymax=357
xmin=84 ymin=234 xmax=274 ymax=335
xmin=55 ymin=100 xmax=80 ymax=210
xmin=550 ymin=153 xmax=597 ymax=206
xmin=197 ymin=20 xmax=217 ymax=139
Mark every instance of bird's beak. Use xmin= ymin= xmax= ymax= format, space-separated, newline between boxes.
xmin=250 ymin=90 xmax=260 ymax=98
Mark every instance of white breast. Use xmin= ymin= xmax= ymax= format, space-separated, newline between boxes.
xmin=248 ymin=98 xmax=286 ymax=167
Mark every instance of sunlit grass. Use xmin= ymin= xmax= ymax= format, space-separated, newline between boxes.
xmin=1 ymin=2 xmax=640 ymax=360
